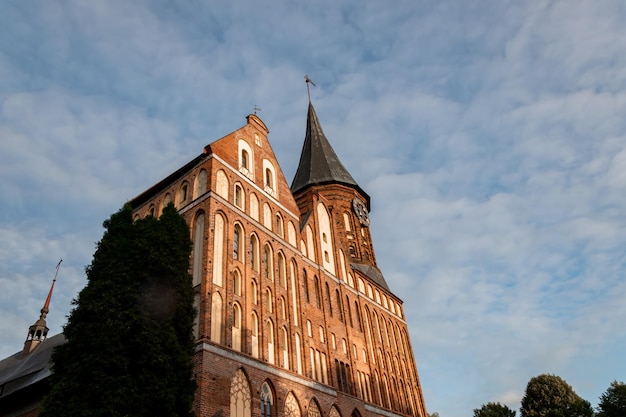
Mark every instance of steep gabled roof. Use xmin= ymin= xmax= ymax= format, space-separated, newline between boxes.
xmin=0 ymin=333 xmax=66 ymax=399
xmin=291 ymin=103 xmax=367 ymax=201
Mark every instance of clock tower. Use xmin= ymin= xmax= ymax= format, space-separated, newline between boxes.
xmin=291 ymin=101 xmax=387 ymax=291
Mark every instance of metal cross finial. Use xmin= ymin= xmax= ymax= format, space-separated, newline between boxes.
xmin=253 ymin=105 xmax=262 ymax=115
xmin=305 ymin=74 xmax=316 ymax=102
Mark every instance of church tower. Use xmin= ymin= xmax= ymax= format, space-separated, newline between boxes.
xmin=290 ymin=101 xmax=428 ymax=416
xmin=129 ymin=96 xmax=428 ymax=417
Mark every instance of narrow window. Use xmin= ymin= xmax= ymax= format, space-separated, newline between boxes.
xmin=303 ymin=270 xmax=310 ymax=303
xmin=241 ymin=149 xmax=249 ymax=169
xmin=251 ymin=312 xmax=259 ymax=358
xmin=267 ymin=321 xmax=275 ymax=365
xmin=266 ymin=288 xmax=273 ymax=313
xmin=251 ymin=234 xmax=259 ymax=271
xmin=260 ymin=383 xmax=273 ymax=417
xmin=278 ymin=252 xmax=286 ymax=288
xmin=314 ymin=276 xmax=321 ymax=309
xmin=232 ymin=303 xmax=242 ymax=351
xmin=336 ymin=289 xmax=343 ymax=322
xmin=264 ymin=244 xmax=274 ymax=281
xmin=233 ymin=269 xmax=242 ymax=296
xmin=235 ymin=184 xmax=244 ymax=209
xmin=251 ymin=280 xmax=258 ymax=305
xmin=233 ymin=224 xmax=242 ymax=261
xmin=325 ymin=283 xmax=332 ymax=316
xmin=265 ymin=168 xmax=273 ymax=190
xmin=276 ymin=214 xmax=284 ymax=238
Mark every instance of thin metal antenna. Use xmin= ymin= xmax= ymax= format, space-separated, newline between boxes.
xmin=305 ymin=74 xmax=316 ymax=102
xmin=42 ymin=259 xmax=62 ymax=318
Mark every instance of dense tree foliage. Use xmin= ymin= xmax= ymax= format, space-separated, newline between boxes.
xmin=474 ymin=402 xmax=516 ymax=417
xmin=597 ymin=381 xmax=626 ymax=417
xmin=520 ymin=374 xmax=593 ymax=417
xmin=40 ymin=204 xmax=196 ymax=417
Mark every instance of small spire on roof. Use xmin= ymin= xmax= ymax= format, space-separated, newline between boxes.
xmin=21 ymin=259 xmax=62 ymax=358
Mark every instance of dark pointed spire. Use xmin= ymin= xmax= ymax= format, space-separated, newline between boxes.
xmin=291 ymin=102 xmax=368 ymax=201
xmin=21 ymin=260 xmax=61 ymax=358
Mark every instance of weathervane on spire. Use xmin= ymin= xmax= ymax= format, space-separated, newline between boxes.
xmin=253 ymin=104 xmax=262 ymax=115
xmin=42 ymin=259 xmax=62 ymax=318
xmin=21 ymin=259 xmax=62 ymax=358
xmin=305 ymin=74 xmax=316 ymax=102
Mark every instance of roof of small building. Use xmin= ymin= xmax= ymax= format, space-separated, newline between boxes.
xmin=0 ymin=333 xmax=66 ymax=399
xmin=351 ymin=263 xmax=390 ymax=291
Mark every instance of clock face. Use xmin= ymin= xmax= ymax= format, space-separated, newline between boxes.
xmin=352 ymin=197 xmax=370 ymax=226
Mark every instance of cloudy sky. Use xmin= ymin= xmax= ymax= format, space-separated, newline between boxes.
xmin=1 ymin=1 xmax=625 ymax=416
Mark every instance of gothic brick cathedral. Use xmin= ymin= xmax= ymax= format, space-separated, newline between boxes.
xmin=130 ymin=102 xmax=428 ymax=417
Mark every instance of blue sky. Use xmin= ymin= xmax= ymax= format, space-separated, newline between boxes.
xmin=1 ymin=1 xmax=625 ymax=416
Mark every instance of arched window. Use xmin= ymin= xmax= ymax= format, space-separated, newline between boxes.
xmin=307 ymin=399 xmax=321 ymax=417
xmin=343 ymin=212 xmax=352 ymax=232
xmin=232 ymin=303 xmax=242 ymax=351
xmin=238 ymin=139 xmax=254 ymax=180
xmin=234 ymin=183 xmax=244 ymax=210
xmin=265 ymin=168 xmax=273 ymax=189
xmin=314 ymin=276 xmax=321 ymax=309
xmin=281 ymin=326 xmax=289 ymax=369
xmin=251 ymin=312 xmax=259 ymax=358
xmin=336 ymin=289 xmax=344 ymax=322
xmin=249 ymin=193 xmax=259 ymax=221
xmin=295 ymin=333 xmax=303 ymax=375
xmin=192 ymin=212 xmax=205 ymax=287
xmin=278 ymin=252 xmax=286 ymax=288
xmin=267 ymin=320 xmax=275 ymax=365
xmin=289 ymin=261 xmax=299 ymax=327
xmin=284 ymin=392 xmax=301 ymax=417
xmin=213 ymin=213 xmax=225 ymax=286
xmin=260 ymin=382 xmax=273 ymax=417
xmin=230 ymin=369 xmax=251 ymax=417
xmin=346 ymin=295 xmax=353 ymax=327
xmin=162 ymin=193 xmax=172 ymax=213
xmin=211 ymin=292 xmax=223 ymax=343
xmin=325 ymin=283 xmax=332 ymax=316
xmin=251 ymin=234 xmax=259 ymax=271
xmin=241 ymin=149 xmax=249 ymax=170
xmin=262 ymin=159 xmax=277 ymax=198
xmin=251 ymin=279 xmax=258 ymax=305
xmin=263 ymin=203 xmax=272 ymax=230
xmin=216 ymin=170 xmax=229 ymax=199
xmin=195 ymin=169 xmax=207 ymax=198
xmin=354 ymin=300 xmax=363 ymax=331
xmin=279 ymin=296 xmax=286 ymax=320
xmin=233 ymin=224 xmax=243 ymax=262
xmin=233 ymin=269 xmax=242 ymax=296
xmin=266 ymin=288 xmax=273 ymax=313
xmin=275 ymin=214 xmax=284 ymax=238
xmin=264 ymin=244 xmax=274 ymax=281
xmin=303 ymin=270 xmax=310 ymax=303
xmin=178 ymin=182 xmax=189 ymax=207
xmin=287 ymin=221 xmax=297 ymax=246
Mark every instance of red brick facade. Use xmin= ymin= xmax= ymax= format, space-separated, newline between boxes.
xmin=130 ymin=112 xmax=428 ymax=417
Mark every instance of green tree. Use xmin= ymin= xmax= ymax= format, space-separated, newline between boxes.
xmin=597 ymin=381 xmax=626 ymax=417
xmin=40 ymin=204 xmax=196 ymax=417
xmin=520 ymin=374 xmax=593 ymax=417
xmin=474 ymin=402 xmax=516 ymax=417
